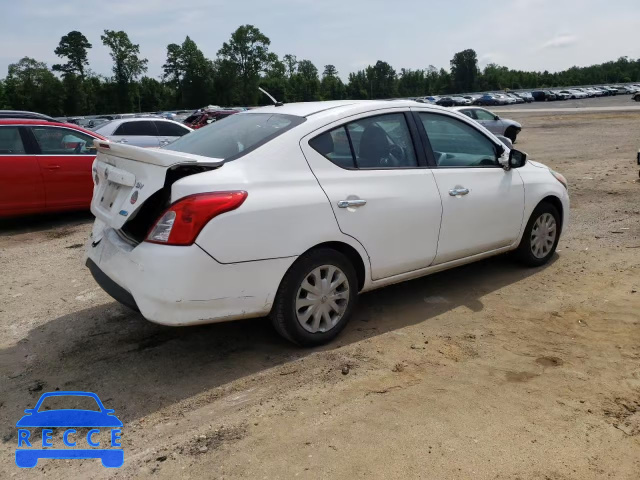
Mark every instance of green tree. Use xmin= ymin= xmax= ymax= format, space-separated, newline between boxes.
xmin=100 ymin=30 xmax=148 ymax=111
xmin=52 ymin=31 xmax=92 ymax=78
xmin=217 ymin=25 xmax=274 ymax=105
xmin=365 ymin=61 xmax=397 ymax=98
xmin=346 ymin=70 xmax=369 ymax=99
xmin=283 ymin=54 xmax=298 ymax=78
xmin=260 ymin=56 xmax=287 ymax=104
xmin=450 ymin=49 xmax=478 ymax=92
xmin=289 ymin=59 xmax=320 ymax=101
xmin=320 ymin=65 xmax=345 ymax=100
xmin=397 ymin=68 xmax=426 ymax=97
xmin=4 ymin=57 xmax=63 ymax=115
xmin=163 ymin=36 xmax=215 ymax=108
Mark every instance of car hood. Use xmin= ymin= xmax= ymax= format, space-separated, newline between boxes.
xmin=526 ymin=159 xmax=548 ymax=169
xmin=16 ymin=410 xmax=123 ymax=427
xmin=503 ymin=119 xmax=522 ymax=129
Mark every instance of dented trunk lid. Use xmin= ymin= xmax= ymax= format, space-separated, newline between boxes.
xmin=90 ymin=141 xmax=223 ymax=231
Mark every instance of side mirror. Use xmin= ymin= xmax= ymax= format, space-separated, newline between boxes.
xmin=509 ymin=149 xmax=527 ymax=169
xmin=494 ymin=115 xmax=500 ymax=120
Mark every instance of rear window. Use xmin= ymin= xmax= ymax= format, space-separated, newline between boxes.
xmin=165 ymin=113 xmax=304 ymax=160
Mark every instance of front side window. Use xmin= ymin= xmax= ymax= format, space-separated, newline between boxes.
xmin=154 ymin=121 xmax=190 ymax=137
xmin=165 ymin=113 xmax=304 ymax=161
xmin=474 ymin=109 xmax=497 ymax=121
xmin=32 ymin=127 xmax=96 ymax=155
xmin=419 ymin=113 xmax=498 ymax=168
xmin=459 ymin=109 xmax=475 ymax=119
xmin=0 ymin=126 xmax=26 ymax=154
xmin=113 ymin=121 xmax=158 ymax=136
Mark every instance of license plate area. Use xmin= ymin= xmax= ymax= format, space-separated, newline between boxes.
xmin=100 ymin=181 xmax=124 ymax=211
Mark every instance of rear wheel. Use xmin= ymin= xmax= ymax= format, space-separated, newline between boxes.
xmin=270 ymin=248 xmax=358 ymax=346
xmin=515 ymin=202 xmax=561 ymax=267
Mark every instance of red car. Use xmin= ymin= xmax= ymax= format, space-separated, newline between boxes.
xmin=183 ymin=109 xmax=238 ymax=129
xmin=0 ymin=119 xmax=105 ymax=218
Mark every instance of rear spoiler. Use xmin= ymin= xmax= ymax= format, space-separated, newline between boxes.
xmin=93 ymin=140 xmax=224 ymax=168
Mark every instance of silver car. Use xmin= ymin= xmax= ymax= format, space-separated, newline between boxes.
xmin=93 ymin=118 xmax=193 ymax=148
xmin=453 ymin=107 xmax=522 ymax=143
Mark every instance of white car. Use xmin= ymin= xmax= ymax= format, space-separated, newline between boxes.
xmin=85 ymin=100 xmax=569 ymax=346
xmin=92 ymin=118 xmax=193 ymax=148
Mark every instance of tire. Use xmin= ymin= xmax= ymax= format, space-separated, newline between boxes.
xmin=515 ymin=202 xmax=561 ymax=267
xmin=270 ymin=248 xmax=358 ymax=346
xmin=505 ymin=126 xmax=518 ymax=144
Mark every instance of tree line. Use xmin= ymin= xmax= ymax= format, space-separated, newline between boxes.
xmin=1 ymin=24 xmax=640 ymax=117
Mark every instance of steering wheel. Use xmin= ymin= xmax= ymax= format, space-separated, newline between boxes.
xmin=380 ymin=145 xmax=405 ymax=167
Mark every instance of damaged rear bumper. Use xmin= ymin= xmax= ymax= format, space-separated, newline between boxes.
xmin=85 ymin=226 xmax=296 ymax=326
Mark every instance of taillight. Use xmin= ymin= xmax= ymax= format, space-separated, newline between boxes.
xmin=146 ymin=191 xmax=247 ymax=246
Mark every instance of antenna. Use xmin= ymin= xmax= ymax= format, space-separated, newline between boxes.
xmin=258 ymin=87 xmax=283 ymax=107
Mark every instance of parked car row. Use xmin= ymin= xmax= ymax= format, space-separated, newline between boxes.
xmin=414 ymin=84 xmax=640 ymax=107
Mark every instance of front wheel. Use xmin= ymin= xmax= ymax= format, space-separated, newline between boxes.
xmin=515 ymin=202 xmax=561 ymax=267
xmin=270 ymin=248 xmax=358 ymax=346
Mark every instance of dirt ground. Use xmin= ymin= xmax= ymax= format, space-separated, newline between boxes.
xmin=1 ymin=105 xmax=639 ymax=479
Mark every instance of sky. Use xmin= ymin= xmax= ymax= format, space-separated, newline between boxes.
xmin=1 ymin=0 xmax=639 ymax=81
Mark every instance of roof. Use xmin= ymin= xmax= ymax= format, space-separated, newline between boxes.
xmin=0 ymin=118 xmax=106 ymax=139
xmin=0 ymin=110 xmax=56 ymax=121
xmin=247 ymin=100 xmax=422 ymax=118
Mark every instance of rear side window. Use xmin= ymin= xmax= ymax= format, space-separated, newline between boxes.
xmin=0 ymin=126 xmax=26 ymax=154
xmin=309 ymin=127 xmax=354 ymax=168
xmin=154 ymin=121 xmax=190 ymax=137
xmin=32 ymin=127 xmax=96 ymax=155
xmin=113 ymin=121 xmax=158 ymax=136
xmin=165 ymin=113 xmax=304 ymax=160
xmin=310 ymin=113 xmax=418 ymax=169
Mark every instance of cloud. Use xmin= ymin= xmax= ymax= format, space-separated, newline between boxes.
xmin=540 ymin=35 xmax=578 ymax=49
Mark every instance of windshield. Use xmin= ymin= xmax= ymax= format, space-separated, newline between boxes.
xmin=165 ymin=113 xmax=305 ymax=161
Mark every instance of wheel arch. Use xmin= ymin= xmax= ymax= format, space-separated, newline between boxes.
xmin=289 ymin=241 xmax=368 ymax=292
xmin=537 ymin=195 xmax=564 ymax=234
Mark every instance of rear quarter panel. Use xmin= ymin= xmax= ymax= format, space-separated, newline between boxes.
xmin=177 ymin=134 xmax=369 ymax=267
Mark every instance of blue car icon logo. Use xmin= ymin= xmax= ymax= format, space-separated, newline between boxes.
xmin=16 ymin=391 xmax=123 ymax=468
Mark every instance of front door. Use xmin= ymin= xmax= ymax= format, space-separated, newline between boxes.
xmin=416 ymin=110 xmax=525 ymax=264
xmin=301 ymin=110 xmax=442 ymax=280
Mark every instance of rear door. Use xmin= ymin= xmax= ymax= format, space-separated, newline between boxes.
xmin=109 ymin=121 xmax=160 ymax=148
xmin=153 ymin=121 xmax=191 ymax=147
xmin=0 ymin=125 xmax=44 ymax=216
xmin=301 ymin=110 xmax=442 ymax=280
xmin=29 ymin=125 xmax=98 ymax=210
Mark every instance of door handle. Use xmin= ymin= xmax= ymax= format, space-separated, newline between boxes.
xmin=117 ymin=139 xmax=128 ymax=144
xmin=338 ymin=199 xmax=367 ymax=208
xmin=46 ymin=165 xmax=61 ymax=170
xmin=449 ymin=187 xmax=470 ymax=196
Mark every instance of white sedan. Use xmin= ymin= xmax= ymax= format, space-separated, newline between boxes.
xmin=85 ymin=100 xmax=569 ymax=346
